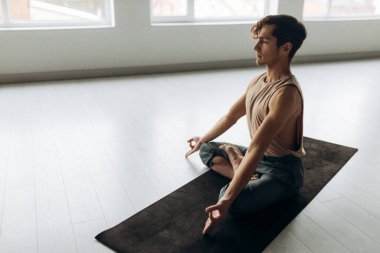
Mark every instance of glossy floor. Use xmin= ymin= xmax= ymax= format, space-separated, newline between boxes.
xmin=0 ymin=58 xmax=380 ymax=252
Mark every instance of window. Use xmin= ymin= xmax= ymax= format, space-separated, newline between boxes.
xmin=0 ymin=0 xmax=114 ymax=30
xmin=151 ymin=0 xmax=277 ymax=24
xmin=303 ymin=0 xmax=380 ymax=20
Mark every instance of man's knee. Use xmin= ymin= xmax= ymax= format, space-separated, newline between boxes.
xmin=199 ymin=142 xmax=217 ymax=167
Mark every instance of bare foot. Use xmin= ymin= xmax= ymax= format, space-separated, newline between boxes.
xmin=219 ymin=144 xmax=243 ymax=171
xmin=220 ymin=144 xmax=259 ymax=180
xmin=251 ymin=173 xmax=259 ymax=180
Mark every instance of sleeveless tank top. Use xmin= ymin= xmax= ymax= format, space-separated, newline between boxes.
xmin=245 ymin=73 xmax=305 ymax=157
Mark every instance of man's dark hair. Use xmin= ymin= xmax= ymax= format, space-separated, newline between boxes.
xmin=251 ymin=14 xmax=307 ymax=62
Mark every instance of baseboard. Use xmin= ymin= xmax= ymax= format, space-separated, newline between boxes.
xmin=1 ymin=51 xmax=380 ymax=85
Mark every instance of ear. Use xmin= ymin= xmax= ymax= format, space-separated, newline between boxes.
xmin=281 ymin=42 xmax=292 ymax=55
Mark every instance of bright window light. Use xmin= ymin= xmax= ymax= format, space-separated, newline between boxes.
xmin=303 ymin=0 xmax=380 ymax=20
xmin=151 ymin=0 xmax=276 ymax=23
xmin=0 ymin=0 xmax=114 ymax=30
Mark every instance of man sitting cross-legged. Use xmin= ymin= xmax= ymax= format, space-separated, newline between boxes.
xmin=185 ymin=14 xmax=307 ymax=235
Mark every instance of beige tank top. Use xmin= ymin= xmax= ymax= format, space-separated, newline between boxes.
xmin=245 ymin=73 xmax=305 ymax=157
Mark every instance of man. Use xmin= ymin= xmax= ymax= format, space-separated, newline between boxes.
xmin=185 ymin=14 xmax=307 ymax=235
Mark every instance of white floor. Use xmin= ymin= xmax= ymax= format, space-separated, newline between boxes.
xmin=0 ymin=58 xmax=380 ymax=253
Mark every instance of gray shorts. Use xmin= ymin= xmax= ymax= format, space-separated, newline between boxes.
xmin=199 ymin=141 xmax=304 ymax=215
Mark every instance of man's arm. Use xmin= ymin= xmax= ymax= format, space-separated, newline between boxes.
xmin=203 ymin=86 xmax=301 ymax=234
xmin=185 ymin=91 xmax=247 ymax=157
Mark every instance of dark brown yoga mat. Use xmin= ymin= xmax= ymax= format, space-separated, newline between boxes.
xmin=95 ymin=137 xmax=358 ymax=253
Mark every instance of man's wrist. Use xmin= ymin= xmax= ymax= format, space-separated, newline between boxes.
xmin=219 ymin=195 xmax=233 ymax=206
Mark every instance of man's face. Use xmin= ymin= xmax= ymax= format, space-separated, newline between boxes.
xmin=253 ymin=24 xmax=281 ymax=66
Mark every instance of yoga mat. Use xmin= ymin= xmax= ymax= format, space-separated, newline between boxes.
xmin=95 ymin=137 xmax=357 ymax=253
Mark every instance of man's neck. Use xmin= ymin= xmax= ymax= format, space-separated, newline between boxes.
xmin=265 ymin=62 xmax=292 ymax=83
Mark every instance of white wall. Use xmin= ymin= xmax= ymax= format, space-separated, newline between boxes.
xmin=0 ymin=0 xmax=379 ymax=80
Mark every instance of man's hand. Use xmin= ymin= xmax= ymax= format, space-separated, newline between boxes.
xmin=202 ymin=199 xmax=230 ymax=235
xmin=185 ymin=136 xmax=203 ymax=158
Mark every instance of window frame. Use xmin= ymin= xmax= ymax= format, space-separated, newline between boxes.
xmin=303 ymin=0 xmax=380 ymax=21
xmin=0 ymin=0 xmax=115 ymax=30
xmin=150 ymin=0 xmax=275 ymax=24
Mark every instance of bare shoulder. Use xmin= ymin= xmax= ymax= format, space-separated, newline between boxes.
xmin=276 ymin=85 xmax=300 ymax=98
xmin=273 ymin=85 xmax=301 ymax=103
xmin=269 ymin=85 xmax=302 ymax=115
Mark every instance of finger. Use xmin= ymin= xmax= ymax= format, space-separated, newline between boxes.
xmin=185 ymin=149 xmax=195 ymax=158
xmin=186 ymin=144 xmax=202 ymax=157
xmin=205 ymin=204 xmax=219 ymax=213
xmin=202 ymin=217 xmax=214 ymax=235
xmin=212 ymin=210 xmax=223 ymax=221
xmin=208 ymin=210 xmax=216 ymax=221
xmin=186 ymin=139 xmax=194 ymax=146
xmin=187 ymin=138 xmax=196 ymax=144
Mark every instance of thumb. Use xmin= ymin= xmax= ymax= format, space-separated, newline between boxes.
xmin=205 ymin=203 xmax=219 ymax=213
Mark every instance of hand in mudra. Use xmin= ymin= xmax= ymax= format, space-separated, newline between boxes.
xmin=202 ymin=199 xmax=230 ymax=235
xmin=185 ymin=136 xmax=203 ymax=158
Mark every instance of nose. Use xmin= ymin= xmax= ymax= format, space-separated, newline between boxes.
xmin=253 ymin=40 xmax=260 ymax=52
